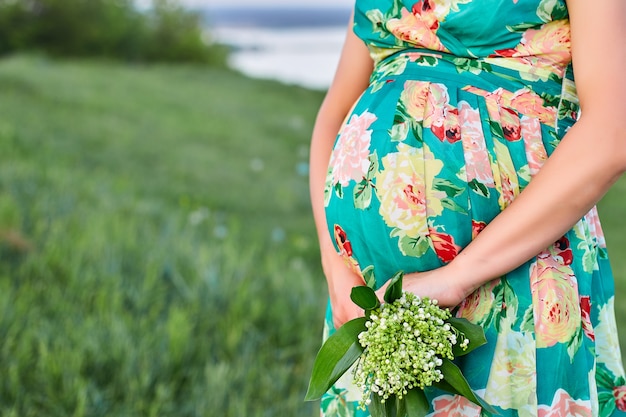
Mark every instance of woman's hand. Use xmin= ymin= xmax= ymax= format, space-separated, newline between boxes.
xmin=376 ymin=265 xmax=475 ymax=309
xmin=323 ymin=253 xmax=366 ymax=328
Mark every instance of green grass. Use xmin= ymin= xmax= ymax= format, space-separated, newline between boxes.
xmin=0 ymin=54 xmax=625 ymax=416
xmin=0 ymin=55 xmax=326 ymax=416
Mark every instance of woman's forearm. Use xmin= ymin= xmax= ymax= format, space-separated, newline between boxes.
xmin=446 ymin=0 xmax=626 ymax=295
xmin=448 ymin=117 xmax=626 ymax=294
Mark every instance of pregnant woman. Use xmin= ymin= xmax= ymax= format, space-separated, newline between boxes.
xmin=308 ymin=0 xmax=626 ymax=416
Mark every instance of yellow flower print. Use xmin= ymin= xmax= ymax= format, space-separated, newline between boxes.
xmin=376 ymin=143 xmax=444 ymax=238
xmin=457 ymin=279 xmax=499 ymax=325
xmin=596 ymin=297 xmax=625 ymax=379
xmin=429 ymin=0 xmax=472 ymax=22
xmin=484 ymin=329 xmax=537 ymax=417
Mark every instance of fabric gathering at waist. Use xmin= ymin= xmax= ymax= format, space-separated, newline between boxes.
xmin=370 ymin=48 xmax=571 ymax=98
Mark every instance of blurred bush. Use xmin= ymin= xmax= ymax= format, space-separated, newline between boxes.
xmin=0 ymin=0 xmax=228 ymax=65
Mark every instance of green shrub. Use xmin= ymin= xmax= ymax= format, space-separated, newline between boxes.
xmin=0 ymin=0 xmax=227 ymax=65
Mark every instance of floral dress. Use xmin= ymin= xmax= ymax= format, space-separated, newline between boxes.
xmin=321 ymin=0 xmax=626 ymax=416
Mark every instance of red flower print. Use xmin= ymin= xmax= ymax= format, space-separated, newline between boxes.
xmin=333 ymin=225 xmax=353 ymax=257
xmin=501 ymin=107 xmax=521 ymax=141
xmin=579 ymin=296 xmax=595 ymax=341
xmin=472 ymin=220 xmax=487 ymax=239
xmin=554 ymin=236 xmax=573 ymax=266
xmin=333 ymin=224 xmax=363 ymax=276
xmin=491 ymin=48 xmax=517 ymax=58
xmin=413 ymin=0 xmax=439 ymax=31
xmin=429 ymin=228 xmax=461 ymax=263
xmin=614 ymin=386 xmax=626 ymax=411
xmin=431 ymin=107 xmax=461 ymax=143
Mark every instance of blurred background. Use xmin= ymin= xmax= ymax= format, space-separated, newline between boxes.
xmin=0 ymin=0 xmax=624 ymax=416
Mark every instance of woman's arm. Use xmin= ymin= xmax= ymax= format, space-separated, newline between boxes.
xmin=309 ymin=15 xmax=374 ymax=327
xmin=401 ymin=0 xmax=626 ymax=306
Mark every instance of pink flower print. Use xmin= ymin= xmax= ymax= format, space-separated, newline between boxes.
xmin=521 ymin=116 xmax=547 ymax=176
xmin=423 ymin=83 xmax=450 ymax=127
xmin=431 ymin=107 xmax=461 ymax=143
xmin=401 ymin=81 xmax=459 ymax=142
xmin=431 ymin=394 xmax=482 ymax=417
xmin=538 ymin=389 xmax=592 ymax=417
xmin=515 ymin=20 xmax=571 ymax=78
xmin=531 ymin=243 xmax=581 ymax=348
xmin=406 ymin=51 xmax=443 ymax=62
xmin=579 ymin=295 xmax=595 ymax=341
xmin=386 ymin=5 xmax=448 ymax=52
xmin=330 ymin=111 xmax=377 ymax=187
xmin=614 ymin=386 xmax=626 ymax=411
xmin=510 ymin=89 xmax=557 ymax=125
xmin=459 ymin=101 xmax=495 ymax=187
xmin=584 ymin=206 xmax=607 ymax=248
xmin=500 ymin=173 xmax=516 ymax=208
xmin=463 ymin=86 xmax=556 ymax=126
xmin=491 ymin=20 xmax=571 ymax=80
xmin=422 ymin=83 xmax=460 ymax=143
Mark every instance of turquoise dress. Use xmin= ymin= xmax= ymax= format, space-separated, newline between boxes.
xmin=321 ymin=0 xmax=626 ymax=416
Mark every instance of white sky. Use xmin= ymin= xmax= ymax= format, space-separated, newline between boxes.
xmin=181 ymin=0 xmax=353 ymax=7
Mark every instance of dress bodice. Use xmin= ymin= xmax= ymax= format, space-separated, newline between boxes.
xmin=354 ymin=0 xmax=572 ymax=82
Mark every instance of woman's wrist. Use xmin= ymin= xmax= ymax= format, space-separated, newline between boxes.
xmin=444 ymin=251 xmax=494 ymax=298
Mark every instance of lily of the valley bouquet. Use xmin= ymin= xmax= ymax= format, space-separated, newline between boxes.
xmin=305 ymin=272 xmax=495 ymax=417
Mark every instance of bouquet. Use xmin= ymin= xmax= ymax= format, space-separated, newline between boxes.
xmin=305 ymin=272 xmax=495 ymax=417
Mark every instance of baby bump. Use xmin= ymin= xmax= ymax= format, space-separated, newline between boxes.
xmin=324 ymin=69 xmax=567 ymax=289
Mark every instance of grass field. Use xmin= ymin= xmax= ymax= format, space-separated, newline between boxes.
xmin=0 ymin=54 xmax=625 ymax=416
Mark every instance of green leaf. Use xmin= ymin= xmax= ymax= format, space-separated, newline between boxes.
xmin=417 ymin=55 xmax=438 ymax=66
xmin=439 ymin=358 xmax=475 ymax=399
xmin=433 ymin=378 xmax=459 ymax=395
xmin=384 ymin=271 xmax=404 ymax=304
xmin=398 ymin=234 xmax=432 ymax=257
xmin=370 ymin=392 xmax=397 ymax=417
xmin=505 ymin=22 xmax=540 ymax=32
xmin=566 ymin=327 xmax=583 ymax=361
xmin=366 ymin=151 xmax=379 ymax=180
xmin=369 ymin=392 xmax=386 ymax=417
xmin=334 ymin=182 xmax=344 ymax=199
xmin=390 ymin=120 xmax=409 ymax=142
xmin=468 ymin=178 xmax=490 ymax=198
xmin=441 ymin=198 xmax=467 ymax=214
xmin=411 ymin=122 xmax=423 ymax=142
xmin=439 ymin=359 xmax=498 ymax=415
xmin=405 ymin=389 xmax=429 ymax=417
xmin=433 ymin=178 xmax=464 ymax=198
xmin=362 ymin=265 xmax=377 ymax=289
xmin=354 ymin=179 xmax=373 ymax=209
xmin=305 ymin=317 xmax=367 ymax=401
xmin=396 ymin=396 xmax=407 ymax=417
xmin=351 ymin=286 xmax=380 ymax=311
xmin=520 ymin=305 xmax=534 ymax=334
xmin=447 ymin=317 xmax=488 ymax=356
xmin=488 ymin=120 xmax=504 ymax=139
